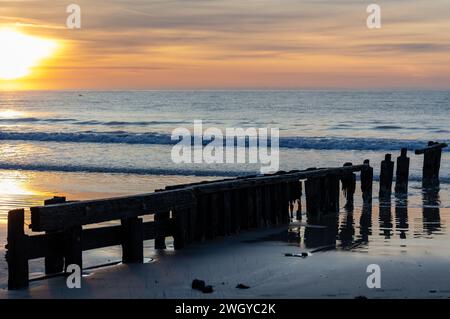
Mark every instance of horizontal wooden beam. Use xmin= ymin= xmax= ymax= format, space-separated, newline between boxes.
xmin=29 ymin=165 xmax=366 ymax=232
xmin=30 ymin=190 xmax=192 ymax=232
xmin=26 ymin=220 xmax=174 ymax=260
xmin=415 ymin=142 xmax=448 ymax=155
xmin=190 ymin=166 xmax=367 ymax=194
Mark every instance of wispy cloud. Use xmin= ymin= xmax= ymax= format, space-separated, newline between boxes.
xmin=1 ymin=0 xmax=450 ymax=89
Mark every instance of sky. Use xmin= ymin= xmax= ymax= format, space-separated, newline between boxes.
xmin=1 ymin=0 xmax=450 ymax=90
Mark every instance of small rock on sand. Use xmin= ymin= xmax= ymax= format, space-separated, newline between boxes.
xmin=236 ymin=284 xmax=250 ymax=289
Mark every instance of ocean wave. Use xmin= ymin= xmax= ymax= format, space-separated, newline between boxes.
xmin=0 ymin=117 xmax=187 ymax=126
xmin=0 ymin=163 xmax=244 ymax=177
xmin=0 ymin=162 xmax=449 ymax=183
xmin=0 ymin=131 xmax=448 ymax=151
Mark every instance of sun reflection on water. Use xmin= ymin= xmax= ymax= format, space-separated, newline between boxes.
xmin=0 ymin=110 xmax=25 ymax=119
xmin=0 ymin=170 xmax=48 ymax=223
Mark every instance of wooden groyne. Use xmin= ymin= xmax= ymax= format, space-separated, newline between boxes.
xmin=4 ymin=142 xmax=447 ymax=290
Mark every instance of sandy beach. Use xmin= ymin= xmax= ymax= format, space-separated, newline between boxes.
xmin=1 ymin=179 xmax=449 ymax=299
xmin=2 ymin=219 xmax=450 ymax=299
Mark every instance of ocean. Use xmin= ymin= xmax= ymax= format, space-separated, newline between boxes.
xmin=0 ymin=89 xmax=449 ymax=207
xmin=0 ymin=90 xmax=449 ymax=289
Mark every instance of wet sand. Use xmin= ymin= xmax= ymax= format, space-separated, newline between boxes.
xmin=1 ymin=201 xmax=449 ymax=299
xmin=1 ymin=221 xmax=450 ymax=299
xmin=0 ymin=170 xmax=449 ymax=298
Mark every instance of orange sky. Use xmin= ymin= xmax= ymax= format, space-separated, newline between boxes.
xmin=1 ymin=0 xmax=450 ymax=90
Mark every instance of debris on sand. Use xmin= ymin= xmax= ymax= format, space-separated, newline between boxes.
xmin=192 ymin=279 xmax=214 ymax=293
xmin=202 ymin=285 xmax=214 ymax=293
xmin=236 ymin=283 xmax=250 ymax=289
xmin=192 ymin=279 xmax=206 ymax=291
xmin=285 ymin=252 xmax=310 ymax=258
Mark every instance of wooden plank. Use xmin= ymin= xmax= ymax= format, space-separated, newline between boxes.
xmin=395 ymin=148 xmax=410 ymax=194
xmin=231 ymin=190 xmax=242 ymax=234
xmin=26 ymin=220 xmax=174 ymax=260
xmin=173 ymin=209 xmax=187 ymax=249
xmin=247 ymin=187 xmax=256 ymax=228
xmin=210 ymin=193 xmax=220 ymax=238
xmin=205 ymin=194 xmax=214 ymax=240
xmin=7 ymin=209 xmax=29 ymax=290
xmin=360 ymin=159 xmax=373 ymax=204
xmin=30 ymin=189 xmax=195 ymax=232
xmin=417 ymin=141 xmax=446 ymax=187
xmin=305 ymin=178 xmax=320 ymax=218
xmin=193 ymin=166 xmax=366 ymax=194
xmin=341 ymin=163 xmax=356 ymax=209
xmin=154 ymin=211 xmax=170 ymax=249
xmin=44 ymin=196 xmax=66 ymax=275
xmin=64 ymin=226 xmax=82 ymax=272
xmin=254 ymin=187 xmax=262 ymax=227
xmin=223 ymin=191 xmax=232 ymax=235
xmin=379 ymin=154 xmax=394 ymax=198
xmin=415 ymin=142 xmax=448 ymax=154
xmin=121 ymin=217 xmax=144 ymax=263
xmin=239 ymin=189 xmax=249 ymax=230
xmin=216 ymin=192 xmax=226 ymax=236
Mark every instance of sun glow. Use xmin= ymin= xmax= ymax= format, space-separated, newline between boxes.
xmin=0 ymin=110 xmax=25 ymax=119
xmin=0 ymin=28 xmax=57 ymax=80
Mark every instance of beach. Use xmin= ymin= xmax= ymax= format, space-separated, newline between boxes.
xmin=1 ymin=177 xmax=449 ymax=298
xmin=0 ymin=90 xmax=449 ymax=298
xmin=2 ymin=206 xmax=450 ymax=299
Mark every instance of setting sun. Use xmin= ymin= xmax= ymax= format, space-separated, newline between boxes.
xmin=0 ymin=28 xmax=57 ymax=80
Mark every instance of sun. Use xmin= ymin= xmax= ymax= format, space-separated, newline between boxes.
xmin=0 ymin=28 xmax=57 ymax=80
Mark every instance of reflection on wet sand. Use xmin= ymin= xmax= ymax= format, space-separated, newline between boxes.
xmin=422 ymin=187 xmax=442 ymax=236
xmin=0 ymin=171 xmax=49 ymax=223
xmin=292 ymin=187 xmax=446 ymax=255
xmin=395 ymin=197 xmax=408 ymax=239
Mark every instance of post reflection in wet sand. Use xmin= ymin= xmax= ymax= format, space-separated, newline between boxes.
xmin=292 ymin=185 xmax=447 ymax=256
xmin=395 ymin=197 xmax=409 ymax=240
xmin=422 ymin=187 xmax=442 ymax=236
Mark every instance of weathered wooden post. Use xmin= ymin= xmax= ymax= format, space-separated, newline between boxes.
xmin=321 ymin=174 xmax=340 ymax=214
xmin=64 ymin=225 xmax=83 ymax=272
xmin=361 ymin=159 xmax=373 ymax=204
xmin=154 ymin=211 xmax=170 ymax=249
xmin=43 ymin=196 xmax=66 ymax=274
xmin=230 ymin=190 xmax=240 ymax=234
xmin=295 ymin=181 xmax=303 ymax=220
xmin=7 ymin=209 xmax=29 ymax=290
xmin=199 ymin=194 xmax=209 ymax=240
xmin=239 ymin=189 xmax=250 ymax=230
xmin=415 ymin=141 xmax=448 ymax=187
xmin=270 ymin=184 xmax=279 ymax=225
xmin=281 ymin=182 xmax=291 ymax=223
xmin=255 ymin=186 xmax=263 ymax=227
xmin=121 ymin=217 xmax=144 ymax=262
xmin=341 ymin=162 xmax=356 ymax=209
xmin=173 ymin=209 xmax=187 ymax=249
xmin=379 ymin=154 xmax=394 ymax=198
xmin=395 ymin=148 xmax=410 ymax=194
xmin=263 ymin=185 xmax=272 ymax=226
xmin=305 ymin=177 xmax=320 ymax=218
xmin=223 ymin=191 xmax=232 ymax=235
xmin=210 ymin=192 xmax=221 ymax=237
xmin=246 ymin=187 xmax=256 ymax=228
xmin=205 ymin=193 xmax=216 ymax=240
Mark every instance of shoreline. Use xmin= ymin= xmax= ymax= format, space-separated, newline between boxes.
xmin=2 ymin=225 xmax=450 ymax=299
xmin=2 ymin=201 xmax=449 ymax=298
